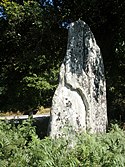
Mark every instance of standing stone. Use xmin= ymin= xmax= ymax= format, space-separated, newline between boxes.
xmin=48 ymin=20 xmax=107 ymax=138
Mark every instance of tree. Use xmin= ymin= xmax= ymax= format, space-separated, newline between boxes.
xmin=0 ymin=0 xmax=63 ymax=111
xmin=0 ymin=0 xmax=125 ymax=121
xmin=40 ymin=0 xmax=125 ymax=121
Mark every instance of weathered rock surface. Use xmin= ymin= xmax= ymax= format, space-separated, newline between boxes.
xmin=48 ymin=20 xmax=107 ymax=138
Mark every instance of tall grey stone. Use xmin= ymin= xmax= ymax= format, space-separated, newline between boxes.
xmin=48 ymin=20 xmax=107 ymax=138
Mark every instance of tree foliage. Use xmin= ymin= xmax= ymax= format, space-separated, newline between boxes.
xmin=0 ymin=0 xmax=125 ymax=120
xmin=0 ymin=0 xmax=66 ymax=111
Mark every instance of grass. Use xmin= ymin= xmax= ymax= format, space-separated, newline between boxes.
xmin=36 ymin=106 xmax=50 ymax=115
xmin=0 ymin=106 xmax=50 ymax=117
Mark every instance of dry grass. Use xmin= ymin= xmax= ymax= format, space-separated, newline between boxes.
xmin=0 ymin=111 xmax=22 ymax=117
xmin=0 ymin=106 xmax=50 ymax=116
xmin=37 ymin=106 xmax=50 ymax=115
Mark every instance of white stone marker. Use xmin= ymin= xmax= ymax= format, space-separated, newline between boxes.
xmin=48 ymin=20 xmax=107 ymax=138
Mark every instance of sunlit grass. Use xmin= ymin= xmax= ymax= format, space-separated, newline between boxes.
xmin=0 ymin=106 xmax=50 ymax=117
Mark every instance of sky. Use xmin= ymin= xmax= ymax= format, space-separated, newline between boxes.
xmin=0 ymin=6 xmax=6 ymax=19
xmin=0 ymin=7 xmax=3 ymax=18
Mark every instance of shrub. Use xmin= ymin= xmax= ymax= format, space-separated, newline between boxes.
xmin=0 ymin=119 xmax=125 ymax=167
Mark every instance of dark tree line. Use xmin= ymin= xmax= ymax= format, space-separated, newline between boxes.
xmin=0 ymin=0 xmax=125 ymax=121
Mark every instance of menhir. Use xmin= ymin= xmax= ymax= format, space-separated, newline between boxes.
xmin=48 ymin=20 xmax=108 ymax=138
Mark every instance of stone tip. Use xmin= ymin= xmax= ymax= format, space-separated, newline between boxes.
xmin=73 ymin=19 xmax=86 ymax=26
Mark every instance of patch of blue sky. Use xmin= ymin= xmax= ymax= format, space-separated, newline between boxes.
xmin=0 ymin=6 xmax=6 ymax=19
xmin=39 ymin=0 xmax=53 ymax=6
